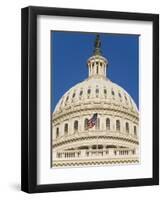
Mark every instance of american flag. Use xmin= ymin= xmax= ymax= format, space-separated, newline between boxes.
xmin=87 ymin=113 xmax=98 ymax=128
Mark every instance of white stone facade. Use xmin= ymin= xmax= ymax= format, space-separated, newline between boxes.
xmin=52 ymin=35 xmax=139 ymax=167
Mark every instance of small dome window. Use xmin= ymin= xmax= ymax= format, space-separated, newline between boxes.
xmin=106 ymin=118 xmax=110 ymax=130
xmin=74 ymin=120 xmax=78 ymax=132
xmin=72 ymin=93 xmax=76 ymax=98
xmin=66 ymin=96 xmax=69 ymax=101
xmin=87 ymin=89 xmax=91 ymax=94
xmin=96 ymin=88 xmax=99 ymax=94
xmin=134 ymin=126 xmax=137 ymax=135
xmin=116 ymin=120 xmax=120 ymax=131
xmin=100 ymin=62 xmax=102 ymax=66
xmin=104 ymin=89 xmax=107 ymax=95
xmin=126 ymin=122 xmax=129 ymax=133
xmin=118 ymin=93 xmax=121 ymax=98
xmin=80 ymin=90 xmax=83 ymax=96
xmin=64 ymin=123 xmax=68 ymax=134
xmin=61 ymin=98 xmax=64 ymax=105
xmin=56 ymin=127 xmax=59 ymax=138
xmin=96 ymin=61 xmax=98 ymax=65
xmin=112 ymin=90 xmax=115 ymax=96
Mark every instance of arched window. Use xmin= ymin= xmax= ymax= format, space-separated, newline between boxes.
xmin=80 ymin=90 xmax=83 ymax=96
xmin=134 ymin=126 xmax=137 ymax=135
xmin=96 ymin=88 xmax=99 ymax=94
xmin=74 ymin=120 xmax=78 ymax=132
xmin=126 ymin=122 xmax=129 ymax=133
xmin=87 ymin=89 xmax=91 ymax=94
xmin=106 ymin=118 xmax=110 ymax=130
xmin=84 ymin=119 xmax=88 ymax=130
xmin=96 ymin=88 xmax=99 ymax=98
xmin=95 ymin=118 xmax=100 ymax=129
xmin=116 ymin=120 xmax=120 ymax=131
xmin=72 ymin=93 xmax=75 ymax=98
xmin=66 ymin=96 xmax=69 ymax=102
xmin=64 ymin=123 xmax=68 ymax=134
xmin=56 ymin=127 xmax=59 ymax=138
xmin=112 ymin=90 xmax=115 ymax=96
xmin=104 ymin=89 xmax=107 ymax=95
xmin=61 ymin=98 xmax=64 ymax=106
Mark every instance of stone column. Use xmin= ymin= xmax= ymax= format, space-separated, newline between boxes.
xmin=104 ymin=65 xmax=106 ymax=76
xmin=88 ymin=64 xmax=91 ymax=76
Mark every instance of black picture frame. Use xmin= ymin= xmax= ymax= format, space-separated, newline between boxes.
xmin=21 ymin=6 xmax=159 ymax=193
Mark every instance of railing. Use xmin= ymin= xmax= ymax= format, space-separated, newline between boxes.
xmin=55 ymin=148 xmax=137 ymax=160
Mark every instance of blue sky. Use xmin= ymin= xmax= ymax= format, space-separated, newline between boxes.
xmin=51 ymin=31 xmax=139 ymax=112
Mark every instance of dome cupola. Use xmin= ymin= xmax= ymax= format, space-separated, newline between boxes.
xmin=87 ymin=35 xmax=108 ymax=78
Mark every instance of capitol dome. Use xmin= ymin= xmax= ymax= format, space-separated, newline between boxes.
xmin=54 ymin=76 xmax=138 ymax=114
xmin=52 ymin=35 xmax=139 ymax=167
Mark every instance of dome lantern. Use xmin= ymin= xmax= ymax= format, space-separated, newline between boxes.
xmin=87 ymin=34 xmax=108 ymax=78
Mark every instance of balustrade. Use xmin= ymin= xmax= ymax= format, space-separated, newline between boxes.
xmin=56 ymin=148 xmax=137 ymax=160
